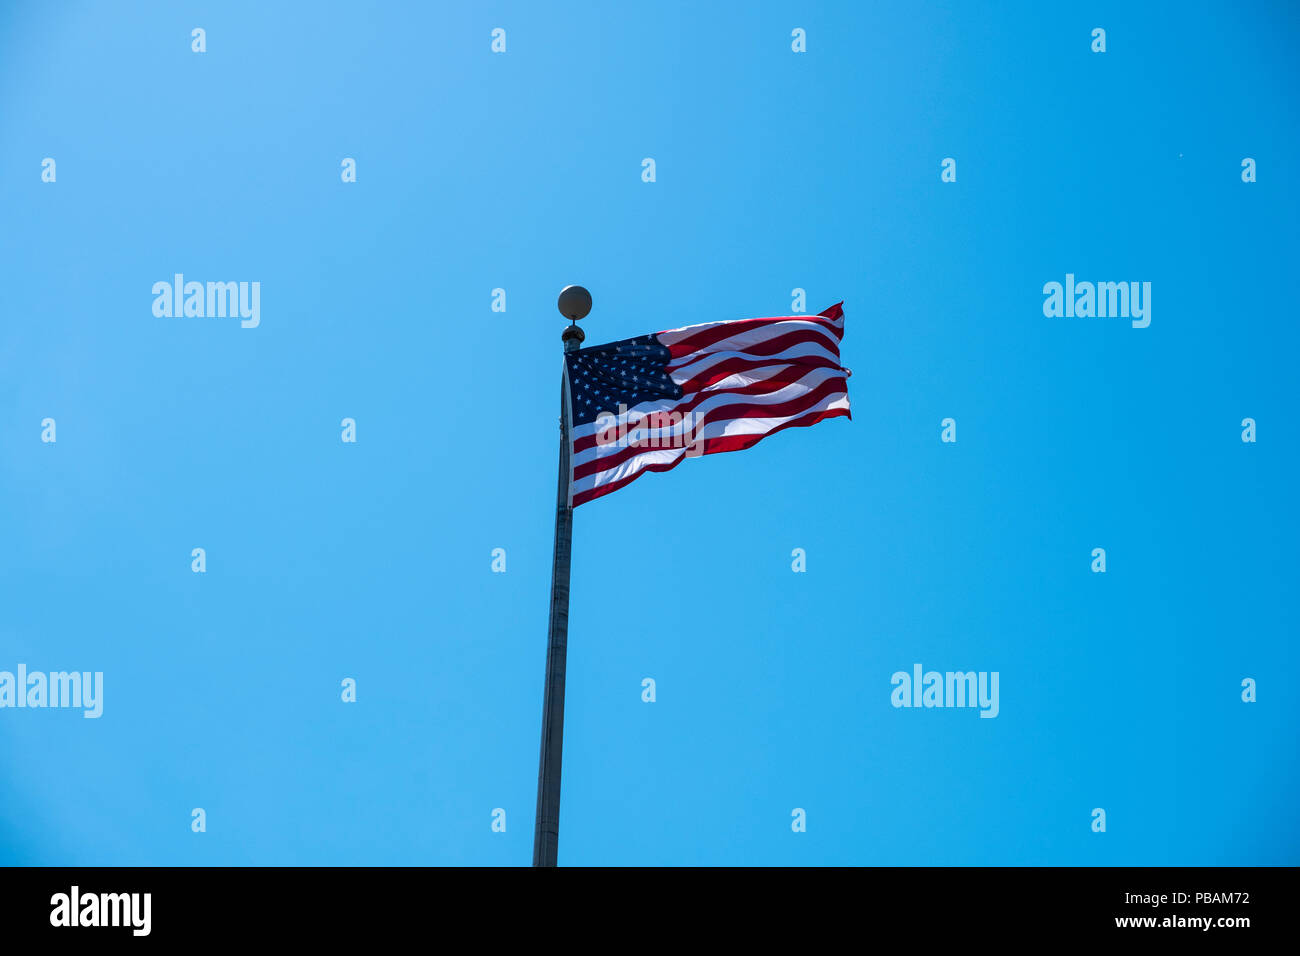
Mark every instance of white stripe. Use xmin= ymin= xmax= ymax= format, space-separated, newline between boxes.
xmin=571 ymin=354 xmax=839 ymax=443
xmin=571 ymin=395 xmax=681 ymax=443
xmin=657 ymin=312 xmax=843 ymax=348
xmin=666 ymin=318 xmax=841 ymax=369
xmin=573 ymin=447 xmax=691 ymax=496
xmin=667 ymin=338 xmax=841 ymax=386
xmin=572 ymin=366 xmax=847 ymax=467
xmin=572 ymin=391 xmax=849 ymax=494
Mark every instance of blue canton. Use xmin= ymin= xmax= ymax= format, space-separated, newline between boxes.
xmin=565 ymin=334 xmax=684 ymax=427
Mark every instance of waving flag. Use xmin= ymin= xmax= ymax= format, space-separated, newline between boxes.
xmin=565 ymin=302 xmax=850 ymax=506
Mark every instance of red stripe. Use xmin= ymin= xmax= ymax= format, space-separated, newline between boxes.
xmin=667 ymin=327 xmax=843 ymax=373
xmin=572 ymin=369 xmax=845 ymax=458
xmin=663 ymin=313 xmax=844 ymax=359
xmin=674 ymin=350 xmax=842 ymax=393
xmin=573 ymin=365 xmax=843 ymax=455
xmin=572 ymin=405 xmax=851 ymax=507
xmin=577 ymin=366 xmax=842 ymax=455
xmin=572 ymin=376 xmax=848 ymax=481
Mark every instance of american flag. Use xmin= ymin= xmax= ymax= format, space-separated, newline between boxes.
xmin=565 ymin=302 xmax=850 ymax=506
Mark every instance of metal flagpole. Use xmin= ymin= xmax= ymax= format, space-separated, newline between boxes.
xmin=533 ymin=285 xmax=590 ymax=867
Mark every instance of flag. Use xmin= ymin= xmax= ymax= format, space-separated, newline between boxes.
xmin=565 ymin=302 xmax=850 ymax=506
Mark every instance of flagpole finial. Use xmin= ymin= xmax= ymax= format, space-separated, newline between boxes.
xmin=558 ymin=285 xmax=591 ymax=321
xmin=558 ymin=285 xmax=590 ymax=352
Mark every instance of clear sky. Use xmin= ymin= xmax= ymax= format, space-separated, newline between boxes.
xmin=1 ymin=0 xmax=1296 ymax=866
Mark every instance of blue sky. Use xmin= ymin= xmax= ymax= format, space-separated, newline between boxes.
xmin=1 ymin=0 xmax=1296 ymax=865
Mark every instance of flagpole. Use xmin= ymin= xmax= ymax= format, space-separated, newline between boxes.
xmin=533 ymin=286 xmax=590 ymax=867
